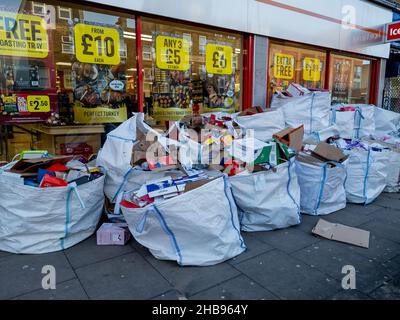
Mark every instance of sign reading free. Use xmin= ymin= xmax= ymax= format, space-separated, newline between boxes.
xmin=387 ymin=21 xmax=400 ymax=42
xmin=0 ymin=12 xmax=48 ymax=58
xmin=156 ymin=35 xmax=190 ymax=71
xmin=74 ymin=23 xmax=121 ymax=65
xmin=273 ymin=53 xmax=294 ymax=80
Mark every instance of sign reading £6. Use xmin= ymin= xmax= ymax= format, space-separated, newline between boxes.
xmin=205 ymin=43 xmax=233 ymax=75
xmin=0 ymin=12 xmax=48 ymax=58
xmin=74 ymin=23 xmax=121 ymax=65
xmin=303 ymin=57 xmax=321 ymax=82
xmin=156 ymin=35 xmax=190 ymax=71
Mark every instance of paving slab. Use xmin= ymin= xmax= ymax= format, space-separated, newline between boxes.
xmin=250 ymin=227 xmax=320 ymax=253
xmin=151 ymin=290 xmax=187 ymax=300
xmin=13 ymin=279 xmax=88 ymax=300
xmin=373 ymin=195 xmax=400 ymax=210
xmin=328 ymin=289 xmax=372 ymax=300
xmin=360 ymin=219 xmax=400 ymax=244
xmin=142 ymin=255 xmax=240 ymax=297
xmin=0 ymin=251 xmax=75 ymax=299
xmin=189 ymin=275 xmax=277 ymax=300
xmin=317 ymin=208 xmax=375 ymax=227
xmin=234 ymin=250 xmax=341 ymax=300
xmin=64 ymin=235 xmax=135 ymax=269
xmin=75 ymin=252 xmax=172 ymax=300
xmin=228 ymin=233 xmax=273 ymax=265
xmin=292 ymin=241 xmax=391 ymax=294
xmin=369 ymin=275 xmax=400 ymax=300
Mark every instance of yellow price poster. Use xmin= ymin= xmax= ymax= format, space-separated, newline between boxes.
xmin=303 ymin=57 xmax=321 ymax=81
xmin=273 ymin=53 xmax=294 ymax=79
xmin=74 ymin=23 xmax=121 ymax=65
xmin=156 ymin=35 xmax=190 ymax=71
xmin=205 ymin=44 xmax=233 ymax=75
xmin=74 ymin=103 xmax=127 ymax=123
xmin=0 ymin=12 xmax=48 ymax=58
xmin=27 ymin=95 xmax=50 ymax=113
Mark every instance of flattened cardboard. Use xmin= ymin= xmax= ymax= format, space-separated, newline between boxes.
xmin=312 ymin=219 xmax=370 ymax=248
xmin=184 ymin=178 xmax=213 ymax=192
xmin=272 ymin=125 xmax=304 ymax=152
xmin=311 ymin=142 xmax=347 ymax=163
xmin=8 ymin=156 xmax=73 ymax=175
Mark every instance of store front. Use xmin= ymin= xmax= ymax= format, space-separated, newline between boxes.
xmin=0 ymin=0 xmax=392 ymax=161
xmin=267 ymin=40 xmax=377 ymax=106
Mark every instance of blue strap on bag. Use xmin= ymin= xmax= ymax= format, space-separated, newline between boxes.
xmin=363 ymin=148 xmax=372 ymax=205
xmin=61 ymin=183 xmax=85 ymax=250
xmin=287 ymin=159 xmax=301 ymax=218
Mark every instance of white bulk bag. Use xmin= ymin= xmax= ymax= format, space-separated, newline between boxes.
xmin=374 ymin=107 xmax=400 ymax=137
xmin=234 ymin=108 xmax=285 ymax=142
xmin=0 ymin=174 xmax=105 ymax=254
xmin=229 ymin=160 xmax=301 ymax=232
xmin=330 ymin=107 xmax=357 ymax=139
xmin=271 ymin=91 xmax=331 ymax=135
xmin=121 ymin=176 xmax=246 ymax=266
xmin=331 ymin=104 xmax=376 ymax=139
xmin=384 ymin=149 xmax=400 ymax=193
xmin=295 ymin=160 xmax=347 ymax=215
xmin=344 ymin=148 xmax=389 ymax=204
xmin=310 ymin=125 xmax=340 ymax=143
xmin=96 ymin=114 xmax=179 ymax=206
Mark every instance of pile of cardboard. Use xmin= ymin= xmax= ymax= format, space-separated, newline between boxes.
xmin=121 ymin=171 xmax=216 ymax=208
xmin=1 ymin=154 xmax=103 ymax=188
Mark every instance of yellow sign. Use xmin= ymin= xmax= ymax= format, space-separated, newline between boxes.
xmin=273 ymin=53 xmax=294 ymax=79
xmin=155 ymin=35 xmax=190 ymax=71
xmin=153 ymin=106 xmax=192 ymax=121
xmin=0 ymin=12 xmax=48 ymax=58
xmin=27 ymin=95 xmax=50 ymax=112
xmin=303 ymin=57 xmax=321 ymax=81
xmin=205 ymin=44 xmax=233 ymax=75
xmin=74 ymin=23 xmax=121 ymax=65
xmin=74 ymin=103 xmax=127 ymax=123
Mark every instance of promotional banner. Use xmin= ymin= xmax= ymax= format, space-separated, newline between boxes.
xmin=303 ymin=57 xmax=321 ymax=82
xmin=273 ymin=53 xmax=294 ymax=80
xmin=72 ymin=21 xmax=127 ymax=124
xmin=152 ymin=33 xmax=192 ymax=121
xmin=202 ymin=40 xmax=236 ymax=114
xmin=0 ymin=12 xmax=48 ymax=58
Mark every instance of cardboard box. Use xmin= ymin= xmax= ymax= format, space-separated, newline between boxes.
xmin=312 ymin=219 xmax=370 ymax=248
xmin=96 ymin=223 xmax=131 ymax=246
xmin=311 ymin=142 xmax=347 ymax=163
xmin=272 ymin=125 xmax=304 ymax=152
xmin=287 ymin=83 xmax=310 ymax=97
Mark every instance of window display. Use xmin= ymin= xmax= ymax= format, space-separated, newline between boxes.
xmin=329 ymin=54 xmax=372 ymax=104
xmin=0 ymin=0 xmax=137 ymax=161
xmin=141 ymin=17 xmax=243 ymax=123
xmin=268 ymin=42 xmax=327 ymax=102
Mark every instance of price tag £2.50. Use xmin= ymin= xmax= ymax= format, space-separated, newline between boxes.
xmin=27 ymin=95 xmax=50 ymax=112
xmin=74 ymin=23 xmax=121 ymax=65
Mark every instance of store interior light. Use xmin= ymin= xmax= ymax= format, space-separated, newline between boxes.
xmin=123 ymin=32 xmax=153 ymax=41
xmin=56 ymin=62 xmax=72 ymax=66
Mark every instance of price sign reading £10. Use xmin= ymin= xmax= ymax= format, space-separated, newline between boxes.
xmin=205 ymin=44 xmax=233 ymax=75
xmin=303 ymin=57 xmax=321 ymax=82
xmin=156 ymin=35 xmax=190 ymax=71
xmin=74 ymin=23 xmax=121 ymax=65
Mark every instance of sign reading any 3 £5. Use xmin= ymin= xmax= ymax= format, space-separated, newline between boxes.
xmin=205 ymin=43 xmax=233 ymax=75
xmin=156 ymin=35 xmax=190 ymax=71
xmin=74 ymin=23 xmax=121 ymax=65
xmin=0 ymin=12 xmax=48 ymax=58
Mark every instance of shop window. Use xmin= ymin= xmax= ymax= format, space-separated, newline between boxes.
xmin=0 ymin=1 xmax=137 ymax=161
xmin=268 ymin=42 xmax=327 ymax=103
xmin=329 ymin=54 xmax=372 ymax=104
xmin=58 ymin=6 xmax=72 ymax=20
xmin=140 ymin=17 xmax=243 ymax=123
